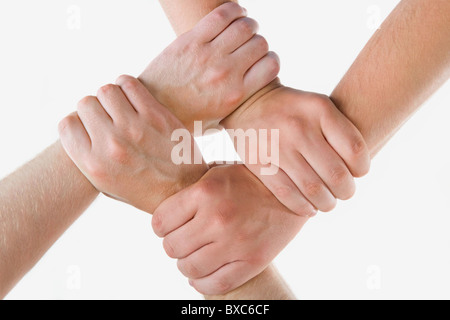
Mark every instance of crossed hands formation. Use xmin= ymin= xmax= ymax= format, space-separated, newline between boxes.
xmin=58 ymin=2 xmax=370 ymax=296
xmin=1 ymin=0 xmax=449 ymax=300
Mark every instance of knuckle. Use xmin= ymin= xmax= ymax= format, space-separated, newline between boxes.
xmin=182 ymin=40 xmax=201 ymax=56
xmin=248 ymin=250 xmax=269 ymax=267
xmin=349 ymin=137 xmax=371 ymax=178
xmin=117 ymin=75 xmax=139 ymax=92
xmin=351 ymin=137 xmax=366 ymax=157
xmin=163 ymin=238 xmax=177 ymax=259
xmin=151 ymin=212 xmax=164 ymax=237
xmin=97 ymin=84 xmax=117 ymax=98
xmin=207 ymin=67 xmax=229 ymax=85
xmin=77 ymin=96 xmax=96 ymax=111
xmin=236 ymin=18 xmax=254 ymax=35
xmin=193 ymin=179 xmax=219 ymax=199
xmin=329 ymin=167 xmax=350 ymax=187
xmin=127 ymin=127 xmax=145 ymax=145
xmin=107 ymin=138 xmax=130 ymax=165
xmin=266 ymin=52 xmax=281 ymax=75
xmin=313 ymin=94 xmax=333 ymax=112
xmin=58 ymin=115 xmax=75 ymax=134
xmin=196 ymin=50 xmax=210 ymax=65
xmin=212 ymin=277 xmax=232 ymax=295
xmin=211 ymin=9 xmax=229 ymax=23
xmin=192 ymin=183 xmax=207 ymax=200
xmin=213 ymin=2 xmax=241 ymax=21
xmin=225 ymin=89 xmax=245 ymax=108
xmin=84 ymin=158 xmax=107 ymax=183
xmin=254 ymin=35 xmax=269 ymax=53
xmin=179 ymin=260 xmax=202 ymax=279
xmin=272 ymin=184 xmax=295 ymax=201
xmin=303 ymin=181 xmax=324 ymax=199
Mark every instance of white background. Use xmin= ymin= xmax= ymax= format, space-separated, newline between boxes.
xmin=1 ymin=0 xmax=449 ymax=300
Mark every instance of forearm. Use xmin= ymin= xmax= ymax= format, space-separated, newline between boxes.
xmin=0 ymin=141 xmax=98 ymax=298
xmin=158 ymin=0 xmax=237 ymax=36
xmin=330 ymin=0 xmax=450 ymax=157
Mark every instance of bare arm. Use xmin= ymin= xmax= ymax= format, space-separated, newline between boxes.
xmin=158 ymin=0 xmax=296 ymax=301
xmin=0 ymin=142 xmax=98 ymax=298
xmin=158 ymin=0 xmax=238 ymax=36
xmin=331 ymin=0 xmax=450 ymax=156
xmin=0 ymin=3 xmax=278 ymax=299
xmin=157 ymin=0 xmax=450 ymax=300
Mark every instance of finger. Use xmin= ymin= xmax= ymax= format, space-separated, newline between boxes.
xmin=300 ymin=133 xmax=356 ymax=201
xmin=243 ymin=51 xmax=280 ymax=99
xmin=211 ymin=17 xmax=258 ymax=53
xmin=76 ymin=96 xmax=111 ymax=141
xmin=163 ymin=217 xmax=214 ymax=259
xmin=232 ymin=35 xmax=269 ymax=73
xmin=152 ymin=186 xmax=199 ymax=238
xmin=193 ymin=2 xmax=248 ymax=43
xmin=190 ymin=261 xmax=263 ymax=296
xmin=321 ymin=107 xmax=371 ymax=178
xmin=58 ymin=112 xmax=91 ymax=165
xmin=283 ymin=151 xmax=337 ymax=212
xmin=96 ymin=84 xmax=137 ymax=122
xmin=230 ymin=129 xmax=316 ymax=216
xmin=246 ymin=163 xmax=317 ymax=217
xmin=177 ymin=243 xmax=231 ymax=280
xmin=116 ymin=75 xmax=162 ymax=115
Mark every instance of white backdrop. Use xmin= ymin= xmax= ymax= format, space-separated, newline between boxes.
xmin=1 ymin=0 xmax=449 ymax=300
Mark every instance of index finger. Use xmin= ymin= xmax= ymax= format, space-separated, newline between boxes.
xmin=152 ymin=185 xmax=199 ymax=238
xmin=193 ymin=2 xmax=248 ymax=43
xmin=116 ymin=75 xmax=163 ymax=114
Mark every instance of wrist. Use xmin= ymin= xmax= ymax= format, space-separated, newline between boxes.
xmin=138 ymin=73 xmax=219 ymax=134
xmin=140 ymin=162 xmax=209 ymax=214
xmin=220 ymin=78 xmax=284 ymax=130
xmin=55 ymin=140 xmax=100 ymax=197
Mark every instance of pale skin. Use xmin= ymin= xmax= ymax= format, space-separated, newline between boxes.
xmin=59 ymin=76 xmax=301 ymax=299
xmin=59 ymin=2 xmax=370 ymax=299
xmin=0 ymin=3 xmax=327 ymax=299
xmin=154 ymin=164 xmax=307 ymax=296
xmin=140 ymin=4 xmax=280 ymax=132
xmin=0 ymin=7 xmax=278 ymax=299
xmin=159 ymin=0 xmax=371 ymax=217
xmin=0 ymin=142 xmax=98 ymax=299
xmin=60 ymin=2 xmax=368 ymax=299
xmin=0 ymin=0 xmax=449 ymax=300
xmin=156 ymin=0 xmax=450 ymax=298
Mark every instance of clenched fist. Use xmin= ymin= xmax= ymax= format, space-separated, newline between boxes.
xmin=222 ymin=85 xmax=371 ymax=217
xmin=59 ymin=76 xmax=208 ymax=213
xmin=152 ymin=164 xmax=308 ymax=295
xmin=140 ymin=2 xmax=280 ymax=132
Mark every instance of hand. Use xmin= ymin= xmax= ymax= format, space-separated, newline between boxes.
xmin=222 ymin=84 xmax=371 ymax=217
xmin=152 ymin=164 xmax=308 ymax=295
xmin=139 ymin=2 xmax=280 ymax=132
xmin=58 ymin=75 xmax=208 ymax=213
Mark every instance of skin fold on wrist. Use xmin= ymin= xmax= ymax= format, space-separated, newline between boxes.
xmin=220 ymin=78 xmax=283 ymax=130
